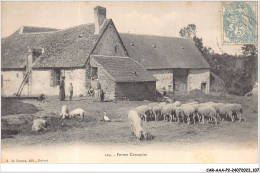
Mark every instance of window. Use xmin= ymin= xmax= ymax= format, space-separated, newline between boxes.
xmin=91 ymin=67 xmax=98 ymax=79
xmin=201 ymin=82 xmax=207 ymax=93
xmin=50 ymin=69 xmax=61 ymax=87
xmin=174 ymin=84 xmax=179 ymax=91
xmin=115 ymin=45 xmax=119 ymax=54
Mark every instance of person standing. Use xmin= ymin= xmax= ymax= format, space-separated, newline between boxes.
xmin=69 ymin=83 xmax=73 ymax=101
xmin=59 ymin=76 xmax=66 ymax=101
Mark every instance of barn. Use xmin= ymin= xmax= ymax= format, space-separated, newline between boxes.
xmin=120 ymin=34 xmax=211 ymax=94
xmin=1 ymin=6 xmax=157 ymax=101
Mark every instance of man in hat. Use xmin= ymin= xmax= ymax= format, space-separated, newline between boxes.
xmin=59 ymin=76 xmax=66 ymax=101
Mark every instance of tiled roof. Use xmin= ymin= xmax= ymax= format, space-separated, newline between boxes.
xmin=120 ymin=33 xmax=210 ymax=69
xmin=1 ymin=20 xmax=113 ymax=69
xmin=91 ymin=55 xmax=157 ymax=82
xmin=21 ymin=26 xmax=60 ymax=34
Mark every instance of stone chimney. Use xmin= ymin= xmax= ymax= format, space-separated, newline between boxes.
xmin=26 ymin=47 xmax=33 ymax=71
xmin=94 ymin=6 xmax=106 ymax=35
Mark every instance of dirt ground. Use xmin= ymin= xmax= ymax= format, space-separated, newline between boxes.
xmin=1 ymin=93 xmax=258 ymax=148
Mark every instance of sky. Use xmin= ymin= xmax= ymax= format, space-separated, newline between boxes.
xmin=1 ymin=1 xmax=247 ymax=55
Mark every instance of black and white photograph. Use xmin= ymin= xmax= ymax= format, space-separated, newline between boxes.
xmin=1 ymin=1 xmax=258 ymax=167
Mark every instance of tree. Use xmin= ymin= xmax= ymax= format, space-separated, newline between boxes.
xmin=179 ymin=24 xmax=196 ymax=39
xmin=242 ymin=44 xmax=257 ymax=56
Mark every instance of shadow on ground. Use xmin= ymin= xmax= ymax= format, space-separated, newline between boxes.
xmin=1 ymin=98 xmax=39 ymax=116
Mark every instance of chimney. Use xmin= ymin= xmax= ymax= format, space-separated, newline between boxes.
xmin=94 ymin=6 xmax=106 ymax=35
xmin=26 ymin=47 xmax=33 ymax=71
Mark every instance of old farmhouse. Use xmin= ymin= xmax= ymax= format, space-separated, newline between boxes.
xmin=1 ymin=6 xmax=210 ymax=101
xmin=120 ymin=34 xmax=211 ymax=93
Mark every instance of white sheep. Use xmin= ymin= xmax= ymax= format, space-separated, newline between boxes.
xmin=60 ymin=105 xmax=69 ymax=119
xmin=233 ymin=103 xmax=244 ymax=122
xmin=152 ymin=105 xmax=162 ymax=121
xmin=176 ymin=106 xmax=196 ymax=124
xmin=161 ymin=105 xmax=177 ymax=122
xmin=198 ymin=106 xmax=218 ymax=124
xmin=147 ymin=103 xmax=158 ymax=108
xmin=135 ymin=105 xmax=152 ymax=122
xmin=32 ymin=119 xmax=47 ymax=132
xmin=69 ymin=108 xmax=85 ymax=119
xmin=182 ymin=104 xmax=201 ymax=123
xmin=128 ymin=110 xmax=147 ymax=140
xmin=172 ymin=101 xmax=182 ymax=107
xmin=218 ymin=104 xmax=234 ymax=122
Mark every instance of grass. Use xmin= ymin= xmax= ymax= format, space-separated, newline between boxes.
xmin=1 ymin=93 xmax=258 ymax=147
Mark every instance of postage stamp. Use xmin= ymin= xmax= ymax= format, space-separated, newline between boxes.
xmin=222 ymin=1 xmax=257 ymax=44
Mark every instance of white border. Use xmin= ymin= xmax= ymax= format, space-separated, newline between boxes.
xmin=1 ymin=0 xmax=259 ymax=172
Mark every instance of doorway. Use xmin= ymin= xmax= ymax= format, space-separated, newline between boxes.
xmin=201 ymin=82 xmax=207 ymax=93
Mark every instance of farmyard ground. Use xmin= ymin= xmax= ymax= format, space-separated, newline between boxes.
xmin=1 ymin=93 xmax=258 ymax=148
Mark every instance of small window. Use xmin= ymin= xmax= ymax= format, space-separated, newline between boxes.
xmin=201 ymin=82 xmax=207 ymax=93
xmin=91 ymin=67 xmax=98 ymax=79
xmin=115 ymin=45 xmax=119 ymax=54
xmin=50 ymin=69 xmax=61 ymax=87
xmin=174 ymin=84 xmax=178 ymax=91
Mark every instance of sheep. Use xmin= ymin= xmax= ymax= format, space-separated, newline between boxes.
xmin=152 ymin=105 xmax=162 ymax=121
xmin=128 ymin=110 xmax=147 ymax=140
xmin=135 ymin=105 xmax=153 ymax=122
xmin=32 ymin=118 xmax=47 ymax=132
xmin=69 ymin=108 xmax=85 ymax=119
xmin=60 ymin=105 xmax=69 ymax=119
xmin=185 ymin=101 xmax=199 ymax=105
xmin=176 ymin=106 xmax=196 ymax=124
xmin=172 ymin=101 xmax=181 ymax=107
xmin=158 ymin=102 xmax=167 ymax=108
xmin=161 ymin=105 xmax=176 ymax=122
xmin=218 ymin=104 xmax=235 ymax=122
xmin=183 ymin=104 xmax=201 ymax=124
xmin=198 ymin=106 xmax=218 ymax=124
xmin=147 ymin=103 xmax=158 ymax=108
xmin=230 ymin=103 xmax=245 ymax=122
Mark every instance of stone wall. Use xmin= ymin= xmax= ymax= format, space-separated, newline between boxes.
xmin=90 ymin=59 xmax=116 ymax=100
xmin=188 ymin=69 xmax=210 ymax=93
xmin=31 ymin=69 xmax=87 ymax=97
xmin=92 ymin=23 xmax=127 ymax=57
xmin=115 ymin=82 xmax=156 ymax=101
xmin=148 ymin=69 xmax=173 ymax=91
xmin=2 ymin=68 xmax=87 ymax=97
xmin=173 ymin=69 xmax=189 ymax=93
xmin=31 ymin=70 xmax=59 ymax=96
xmin=1 ymin=70 xmax=29 ymax=96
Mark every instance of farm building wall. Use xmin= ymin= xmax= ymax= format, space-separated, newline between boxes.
xmin=90 ymin=59 xmax=116 ymax=100
xmin=173 ymin=69 xmax=189 ymax=93
xmin=1 ymin=70 xmax=29 ymax=96
xmin=147 ymin=68 xmax=210 ymax=94
xmin=115 ymin=82 xmax=156 ymax=101
xmin=148 ymin=69 xmax=173 ymax=92
xmin=92 ymin=23 xmax=127 ymax=57
xmin=31 ymin=69 xmax=87 ymax=97
xmin=188 ymin=69 xmax=210 ymax=93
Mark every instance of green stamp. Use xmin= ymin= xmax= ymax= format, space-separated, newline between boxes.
xmin=222 ymin=1 xmax=257 ymax=44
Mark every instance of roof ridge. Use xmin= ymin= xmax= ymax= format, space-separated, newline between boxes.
xmin=91 ymin=55 xmax=129 ymax=59
xmin=120 ymin=32 xmax=192 ymax=40
xmin=19 ymin=23 xmax=94 ymax=36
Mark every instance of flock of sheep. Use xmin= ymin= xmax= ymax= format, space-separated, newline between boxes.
xmin=31 ymin=100 xmax=245 ymax=141
xmin=128 ymin=100 xmax=245 ymax=140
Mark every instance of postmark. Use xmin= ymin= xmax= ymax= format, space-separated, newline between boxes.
xmin=222 ymin=1 xmax=257 ymax=44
